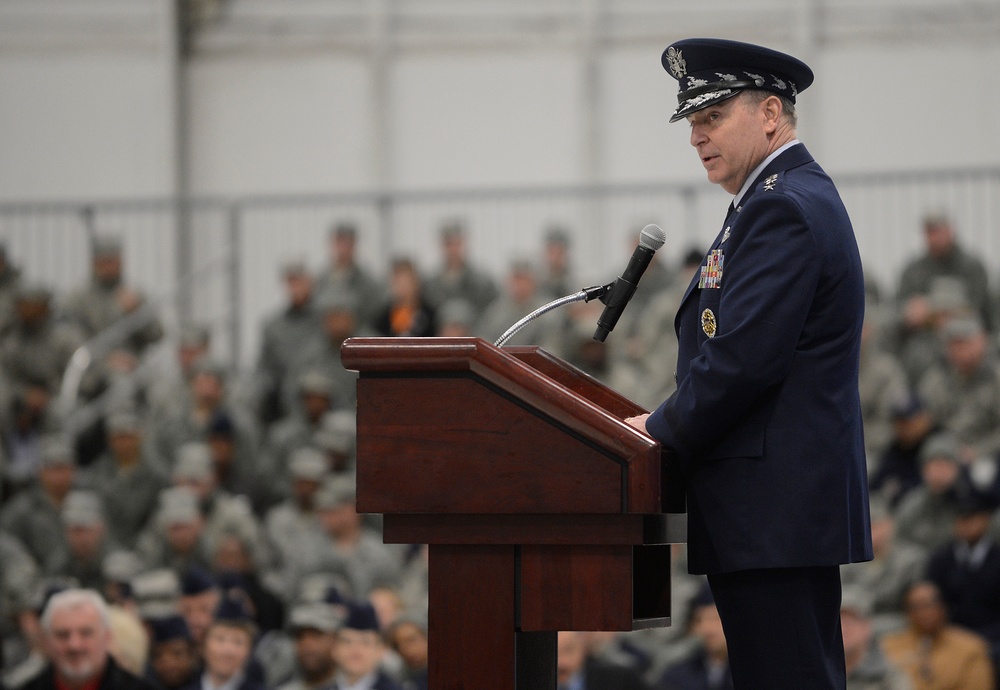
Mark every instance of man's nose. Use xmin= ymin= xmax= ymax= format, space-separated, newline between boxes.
xmin=690 ymin=125 xmax=706 ymax=147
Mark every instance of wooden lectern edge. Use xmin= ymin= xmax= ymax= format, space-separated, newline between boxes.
xmin=342 ymin=335 xmax=660 ymax=466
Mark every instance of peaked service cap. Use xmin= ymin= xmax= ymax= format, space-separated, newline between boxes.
xmin=662 ymin=38 xmax=813 ymax=123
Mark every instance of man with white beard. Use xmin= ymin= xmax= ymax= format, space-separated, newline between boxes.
xmin=13 ymin=589 xmax=156 ymax=690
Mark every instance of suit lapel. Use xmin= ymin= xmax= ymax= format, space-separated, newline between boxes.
xmin=674 ymin=143 xmax=815 ymax=321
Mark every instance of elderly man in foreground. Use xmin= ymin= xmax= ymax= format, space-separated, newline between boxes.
xmin=14 ymin=589 xmax=155 ymax=690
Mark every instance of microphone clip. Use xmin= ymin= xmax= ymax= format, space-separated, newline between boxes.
xmin=583 ymin=282 xmax=616 ymax=303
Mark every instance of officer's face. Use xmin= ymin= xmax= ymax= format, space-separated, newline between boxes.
xmin=152 ymin=639 xmax=198 ymax=689
xmin=388 ymin=621 xmax=427 ymax=669
xmin=180 ymin=590 xmax=221 ymax=645
xmin=203 ymin=625 xmax=253 ymax=681
xmin=66 ymin=523 xmax=105 ymax=560
xmin=905 ymin=584 xmax=947 ymax=634
xmin=294 ymin=628 xmax=336 ymax=677
xmin=687 ymin=94 xmax=773 ymax=195
xmin=334 ymin=629 xmax=383 ymax=680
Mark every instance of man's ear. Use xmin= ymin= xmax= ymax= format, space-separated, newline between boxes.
xmin=761 ymin=95 xmax=783 ymax=133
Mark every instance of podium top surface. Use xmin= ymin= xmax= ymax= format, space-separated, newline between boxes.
xmin=343 ymin=337 xmax=665 ymax=515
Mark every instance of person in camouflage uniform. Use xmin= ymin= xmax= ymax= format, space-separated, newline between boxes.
xmin=858 ymin=304 xmax=910 ymax=461
xmin=255 ymin=260 xmax=323 ymax=424
xmin=44 ymin=490 xmax=120 ymax=592
xmin=423 ymin=220 xmax=498 ymax=326
xmin=0 ymin=436 xmax=77 ymax=571
xmin=285 ymin=292 xmax=360 ymax=415
xmin=61 ymin=235 xmax=164 ymax=357
xmin=78 ymin=411 xmax=168 ymax=548
xmin=917 ymin=316 xmax=1000 ymax=461
xmin=897 ymin=214 xmax=993 ymax=334
xmin=0 ymin=284 xmax=81 ymax=395
xmin=313 ymin=222 xmax=384 ymax=334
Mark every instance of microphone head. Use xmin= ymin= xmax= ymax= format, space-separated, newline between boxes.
xmin=638 ymin=224 xmax=667 ymax=251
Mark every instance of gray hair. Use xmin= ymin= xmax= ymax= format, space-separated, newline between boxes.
xmin=742 ymin=89 xmax=798 ymax=128
xmin=40 ymin=589 xmax=110 ymax=633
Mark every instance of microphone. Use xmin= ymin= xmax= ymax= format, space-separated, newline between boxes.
xmin=593 ymin=223 xmax=667 ymax=342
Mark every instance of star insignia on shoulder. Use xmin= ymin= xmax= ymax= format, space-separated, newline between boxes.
xmin=763 ymin=174 xmax=778 ymax=191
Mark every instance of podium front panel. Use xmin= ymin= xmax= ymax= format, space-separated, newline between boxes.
xmin=356 ymin=375 xmax=633 ymax=515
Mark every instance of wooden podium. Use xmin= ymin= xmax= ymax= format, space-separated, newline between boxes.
xmin=341 ymin=337 xmax=685 ymax=690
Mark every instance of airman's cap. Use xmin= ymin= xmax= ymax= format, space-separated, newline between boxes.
xmin=212 ymin=592 xmax=256 ymax=630
xmin=131 ymin=568 xmax=181 ymax=619
xmin=15 ymin=283 xmax=51 ymax=303
xmin=299 ymin=370 xmax=334 ymax=397
xmin=180 ymin=566 xmax=217 ymax=596
xmin=173 ymin=442 xmax=214 ymax=481
xmin=920 ymin=433 xmax=960 ymax=465
xmin=342 ymin=601 xmax=380 ymax=632
xmin=288 ymin=603 xmax=343 ymax=634
xmin=38 ymin=435 xmax=76 ymax=468
xmin=106 ymin=410 xmax=143 ymax=435
xmin=62 ymin=490 xmax=105 ymax=527
xmin=955 ymin=490 xmax=995 ymax=517
xmin=157 ymin=487 xmax=202 ymax=526
xmin=190 ymin=358 xmax=228 ymax=380
xmin=178 ymin=323 xmax=211 ymax=348
xmin=282 ymin=258 xmax=310 ymax=277
xmin=437 ymin=299 xmax=475 ymax=330
xmin=316 ymin=290 xmax=359 ymax=315
xmin=662 ymin=38 xmax=814 ymax=123
xmin=149 ymin=615 xmax=194 ymax=644
xmin=314 ymin=476 xmax=356 ymax=510
xmin=314 ymin=411 xmax=357 ymax=456
xmin=92 ymin=235 xmax=123 ymax=257
xmin=289 ymin=448 xmax=328 ymax=482
xmin=331 ymin=222 xmax=357 ymax=239
xmin=103 ymin=550 xmax=145 ymax=584
xmin=943 ymin=315 xmax=984 ymax=341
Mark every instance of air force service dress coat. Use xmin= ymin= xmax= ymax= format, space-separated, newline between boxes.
xmin=645 ymin=143 xmax=873 ymax=576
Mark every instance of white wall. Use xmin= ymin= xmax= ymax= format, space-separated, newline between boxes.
xmin=0 ymin=53 xmax=175 ymax=202
xmin=814 ymin=43 xmax=1000 ymax=175
xmin=2 ymin=4 xmax=997 ymax=204
xmin=189 ymin=54 xmax=375 ymax=195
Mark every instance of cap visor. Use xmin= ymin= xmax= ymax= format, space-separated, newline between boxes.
xmin=669 ymin=89 xmax=742 ymax=122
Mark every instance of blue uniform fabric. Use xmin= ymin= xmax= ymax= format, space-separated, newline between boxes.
xmin=645 ymin=143 xmax=873 ymax=576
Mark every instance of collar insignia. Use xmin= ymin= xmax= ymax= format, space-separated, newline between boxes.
xmin=763 ymin=174 xmax=778 ymax=191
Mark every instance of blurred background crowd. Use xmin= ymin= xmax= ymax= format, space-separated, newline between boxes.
xmin=1 ymin=1 xmax=999 ymax=689
xmin=2 ymin=205 xmax=1000 ymax=690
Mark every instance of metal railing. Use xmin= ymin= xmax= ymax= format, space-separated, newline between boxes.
xmin=2 ymin=167 xmax=998 ymax=379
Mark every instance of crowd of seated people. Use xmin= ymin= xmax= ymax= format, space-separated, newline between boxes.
xmin=2 ymin=210 xmax=1000 ymax=690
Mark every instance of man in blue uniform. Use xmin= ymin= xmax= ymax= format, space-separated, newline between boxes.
xmin=626 ymin=39 xmax=873 ymax=689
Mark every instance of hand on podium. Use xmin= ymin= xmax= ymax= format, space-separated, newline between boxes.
xmin=624 ymin=413 xmax=650 ymax=433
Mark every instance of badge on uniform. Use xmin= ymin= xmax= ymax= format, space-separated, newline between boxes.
xmin=701 ymin=308 xmax=717 ymax=338
xmin=764 ymin=174 xmax=778 ymax=191
xmin=698 ymin=249 xmax=724 ymax=289
xmin=721 ymin=226 xmax=731 ymax=244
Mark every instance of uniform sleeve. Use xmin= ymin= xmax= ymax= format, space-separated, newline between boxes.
xmin=645 ymin=194 xmax=820 ymax=461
